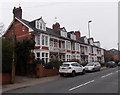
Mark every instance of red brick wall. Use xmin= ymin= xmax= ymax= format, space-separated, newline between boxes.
xmin=5 ymin=19 xmax=33 ymax=40
xmin=0 ymin=73 xmax=11 ymax=84
xmin=113 ymin=55 xmax=120 ymax=60
xmin=36 ymin=64 xmax=59 ymax=77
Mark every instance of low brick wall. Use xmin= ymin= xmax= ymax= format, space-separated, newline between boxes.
xmin=36 ymin=64 xmax=59 ymax=77
xmin=0 ymin=73 xmax=11 ymax=84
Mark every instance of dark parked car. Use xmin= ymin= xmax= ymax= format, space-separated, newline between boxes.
xmin=106 ymin=61 xmax=117 ymax=68
xmin=117 ymin=62 xmax=120 ymax=66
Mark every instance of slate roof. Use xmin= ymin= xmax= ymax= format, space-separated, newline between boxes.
xmin=12 ymin=17 xmax=104 ymax=49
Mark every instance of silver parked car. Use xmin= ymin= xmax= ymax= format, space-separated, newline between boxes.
xmin=85 ymin=62 xmax=101 ymax=72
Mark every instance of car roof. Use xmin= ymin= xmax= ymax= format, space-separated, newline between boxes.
xmin=88 ymin=62 xmax=99 ymax=64
xmin=63 ymin=62 xmax=78 ymax=64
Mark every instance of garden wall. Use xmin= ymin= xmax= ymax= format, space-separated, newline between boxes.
xmin=36 ymin=64 xmax=59 ymax=77
xmin=0 ymin=73 xmax=11 ymax=84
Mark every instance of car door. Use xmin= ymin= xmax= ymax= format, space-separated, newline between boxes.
xmin=76 ymin=63 xmax=82 ymax=73
xmin=73 ymin=63 xmax=80 ymax=73
xmin=71 ymin=63 xmax=78 ymax=73
xmin=96 ymin=62 xmax=100 ymax=70
xmin=94 ymin=62 xmax=98 ymax=70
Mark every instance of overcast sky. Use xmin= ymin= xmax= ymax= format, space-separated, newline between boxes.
xmin=0 ymin=0 xmax=119 ymax=50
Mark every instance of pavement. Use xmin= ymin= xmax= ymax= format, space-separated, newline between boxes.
xmin=2 ymin=67 xmax=107 ymax=93
xmin=2 ymin=75 xmax=60 ymax=93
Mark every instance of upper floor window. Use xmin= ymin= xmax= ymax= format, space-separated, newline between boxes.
xmin=54 ymin=39 xmax=58 ymax=47
xmin=61 ymin=31 xmax=67 ymax=37
xmin=66 ymin=41 xmax=71 ymax=50
xmin=42 ymin=35 xmax=48 ymax=46
xmin=36 ymin=21 xmax=39 ymax=29
xmin=76 ymin=43 xmax=80 ymax=51
xmin=72 ymin=42 xmax=75 ymax=51
xmin=50 ymin=39 xmax=54 ymax=47
xmin=36 ymin=35 xmax=40 ymax=45
xmin=61 ymin=41 xmax=65 ymax=49
xmin=40 ymin=23 xmax=42 ymax=29
xmin=22 ymin=25 xmax=25 ymax=32
xmin=36 ymin=18 xmax=46 ymax=31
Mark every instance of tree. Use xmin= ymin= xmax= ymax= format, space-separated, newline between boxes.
xmin=2 ymin=38 xmax=15 ymax=73
xmin=15 ymin=38 xmax=35 ymax=75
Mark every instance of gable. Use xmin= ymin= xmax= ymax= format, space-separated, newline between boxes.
xmin=5 ymin=17 xmax=33 ymax=35
xmin=35 ymin=17 xmax=46 ymax=31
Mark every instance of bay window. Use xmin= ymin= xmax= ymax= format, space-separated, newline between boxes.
xmin=42 ymin=35 xmax=48 ymax=46
xmin=36 ymin=35 xmax=40 ymax=45
xmin=41 ymin=52 xmax=49 ymax=63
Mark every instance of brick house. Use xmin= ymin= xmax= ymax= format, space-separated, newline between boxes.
xmin=104 ymin=49 xmax=120 ymax=62
xmin=4 ymin=6 xmax=105 ymax=64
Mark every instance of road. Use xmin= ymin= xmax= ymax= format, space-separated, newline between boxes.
xmin=4 ymin=67 xmax=119 ymax=94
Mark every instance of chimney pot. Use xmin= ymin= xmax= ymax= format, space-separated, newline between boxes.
xmin=75 ymin=31 xmax=81 ymax=38
xmin=52 ymin=22 xmax=60 ymax=30
xmin=13 ymin=6 xmax=22 ymax=19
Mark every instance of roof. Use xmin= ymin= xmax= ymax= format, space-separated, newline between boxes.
xmin=4 ymin=17 xmax=104 ymax=50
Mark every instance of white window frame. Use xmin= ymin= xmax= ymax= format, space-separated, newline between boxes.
xmin=41 ymin=52 xmax=49 ymax=64
xmin=36 ymin=52 xmax=40 ymax=60
xmin=35 ymin=20 xmax=46 ymax=31
xmin=61 ymin=40 xmax=65 ymax=49
xmin=41 ymin=34 xmax=49 ymax=47
xmin=35 ymin=35 xmax=40 ymax=46
xmin=76 ymin=43 xmax=80 ymax=51
xmin=66 ymin=41 xmax=71 ymax=50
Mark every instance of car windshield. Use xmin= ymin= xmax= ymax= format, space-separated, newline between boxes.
xmin=61 ymin=64 xmax=70 ymax=67
xmin=86 ymin=63 xmax=94 ymax=66
xmin=107 ymin=61 xmax=115 ymax=64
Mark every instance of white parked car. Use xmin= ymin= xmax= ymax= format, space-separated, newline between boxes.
xmin=85 ymin=62 xmax=101 ymax=72
xmin=59 ymin=62 xmax=85 ymax=77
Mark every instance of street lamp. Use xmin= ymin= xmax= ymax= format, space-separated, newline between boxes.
xmin=88 ymin=20 xmax=92 ymax=38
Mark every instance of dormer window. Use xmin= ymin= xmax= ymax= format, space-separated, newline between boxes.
xmin=60 ymin=28 xmax=67 ymax=37
xmin=35 ymin=18 xmax=46 ymax=31
xmin=40 ymin=23 xmax=42 ymax=29
xmin=36 ymin=21 xmax=39 ymax=29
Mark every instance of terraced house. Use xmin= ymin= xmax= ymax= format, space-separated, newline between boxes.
xmin=4 ymin=7 xmax=105 ymax=64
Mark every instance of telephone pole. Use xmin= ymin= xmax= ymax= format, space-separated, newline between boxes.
xmin=11 ymin=7 xmax=16 ymax=84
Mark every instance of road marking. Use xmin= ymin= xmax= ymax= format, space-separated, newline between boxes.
xmin=101 ymin=73 xmax=113 ymax=78
xmin=69 ymin=80 xmax=95 ymax=91
xmin=116 ymin=70 xmax=120 ymax=73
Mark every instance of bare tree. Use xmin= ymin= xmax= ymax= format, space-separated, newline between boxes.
xmin=0 ymin=23 xmax=5 ymax=36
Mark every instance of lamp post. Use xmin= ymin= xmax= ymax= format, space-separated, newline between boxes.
xmin=88 ymin=20 xmax=92 ymax=38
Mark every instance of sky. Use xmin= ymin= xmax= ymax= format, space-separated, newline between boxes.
xmin=0 ymin=0 xmax=119 ymax=50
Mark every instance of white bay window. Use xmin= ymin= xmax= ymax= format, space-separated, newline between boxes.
xmin=35 ymin=35 xmax=40 ymax=46
xmin=41 ymin=35 xmax=48 ymax=46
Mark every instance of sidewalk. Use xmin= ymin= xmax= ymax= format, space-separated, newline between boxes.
xmin=2 ymin=75 xmax=60 ymax=93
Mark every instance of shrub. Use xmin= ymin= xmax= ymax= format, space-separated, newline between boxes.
xmin=34 ymin=59 xmax=45 ymax=65
xmin=44 ymin=58 xmax=63 ymax=69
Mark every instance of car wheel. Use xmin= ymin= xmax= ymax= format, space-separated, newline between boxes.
xmin=59 ymin=73 xmax=64 ymax=77
xmin=82 ymin=69 xmax=86 ymax=75
xmin=71 ymin=71 xmax=76 ymax=77
xmin=92 ymin=68 xmax=95 ymax=71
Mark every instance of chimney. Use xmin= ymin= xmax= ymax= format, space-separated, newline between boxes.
xmin=75 ymin=31 xmax=81 ymax=38
xmin=13 ymin=6 xmax=22 ymax=19
xmin=52 ymin=22 xmax=60 ymax=30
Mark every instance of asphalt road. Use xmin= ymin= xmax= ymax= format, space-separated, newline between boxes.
xmin=5 ymin=67 xmax=119 ymax=94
